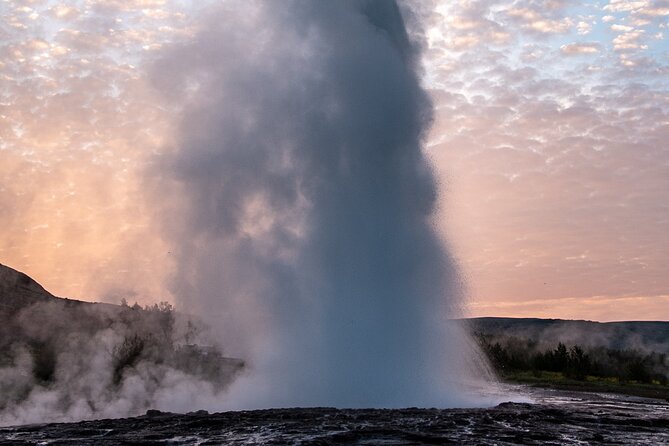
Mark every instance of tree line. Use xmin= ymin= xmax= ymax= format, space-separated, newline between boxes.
xmin=476 ymin=333 xmax=668 ymax=385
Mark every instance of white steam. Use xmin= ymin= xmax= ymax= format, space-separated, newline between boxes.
xmin=149 ymin=0 xmax=495 ymax=409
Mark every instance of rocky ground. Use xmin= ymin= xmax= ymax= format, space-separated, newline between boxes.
xmin=0 ymin=389 xmax=667 ymax=445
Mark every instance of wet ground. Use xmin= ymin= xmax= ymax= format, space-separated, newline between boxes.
xmin=0 ymin=388 xmax=667 ymax=445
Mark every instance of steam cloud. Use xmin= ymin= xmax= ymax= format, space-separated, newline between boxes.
xmin=150 ymin=0 xmax=490 ymax=408
xmin=0 ymin=296 xmax=229 ymax=426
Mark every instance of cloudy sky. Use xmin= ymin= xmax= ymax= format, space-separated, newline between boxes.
xmin=1 ymin=0 xmax=668 ymax=321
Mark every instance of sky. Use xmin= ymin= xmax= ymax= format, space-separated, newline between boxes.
xmin=1 ymin=0 xmax=668 ymax=322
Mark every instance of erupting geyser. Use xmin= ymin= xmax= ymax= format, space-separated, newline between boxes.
xmin=151 ymin=0 xmax=491 ymax=408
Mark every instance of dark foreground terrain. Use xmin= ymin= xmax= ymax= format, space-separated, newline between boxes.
xmin=1 ymin=389 xmax=667 ymax=445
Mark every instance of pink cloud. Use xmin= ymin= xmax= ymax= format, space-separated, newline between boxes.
xmin=560 ymin=42 xmax=601 ymax=55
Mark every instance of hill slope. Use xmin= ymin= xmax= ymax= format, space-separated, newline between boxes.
xmin=0 ymin=263 xmax=56 ymax=312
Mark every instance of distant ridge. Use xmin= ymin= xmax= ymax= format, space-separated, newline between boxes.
xmin=467 ymin=317 xmax=669 ymax=353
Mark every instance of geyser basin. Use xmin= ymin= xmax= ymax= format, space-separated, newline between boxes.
xmin=150 ymin=0 xmax=495 ymax=408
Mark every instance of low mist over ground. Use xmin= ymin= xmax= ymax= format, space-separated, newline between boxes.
xmin=469 ymin=317 xmax=669 ymax=353
xmin=0 ymin=264 xmax=242 ymax=426
xmin=471 ymin=317 xmax=669 ymax=400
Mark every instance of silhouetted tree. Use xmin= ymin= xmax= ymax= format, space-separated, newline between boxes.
xmin=112 ymin=334 xmax=145 ymax=385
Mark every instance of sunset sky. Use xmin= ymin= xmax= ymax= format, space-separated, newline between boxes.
xmin=2 ymin=0 xmax=668 ymax=321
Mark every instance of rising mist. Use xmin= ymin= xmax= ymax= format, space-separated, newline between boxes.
xmin=149 ymin=0 xmax=491 ymax=408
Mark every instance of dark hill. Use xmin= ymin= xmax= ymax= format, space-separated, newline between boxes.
xmin=0 ymin=263 xmax=118 ymax=316
xmin=0 ymin=263 xmax=56 ymax=312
